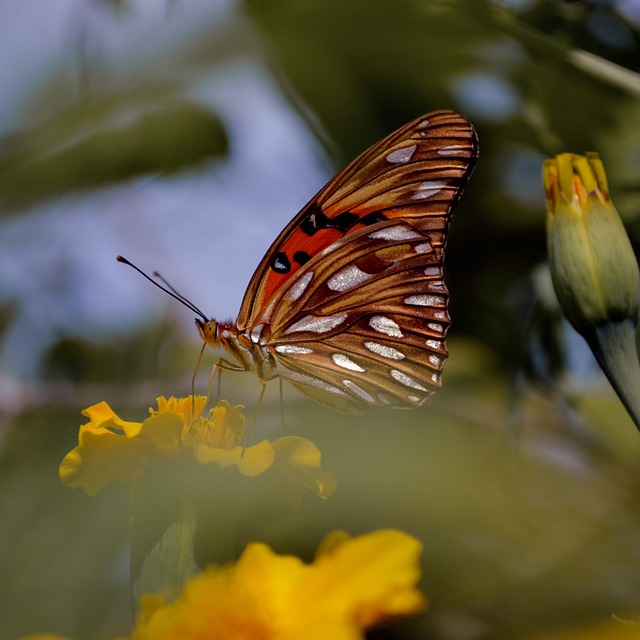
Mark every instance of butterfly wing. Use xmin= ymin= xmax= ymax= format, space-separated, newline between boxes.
xmin=236 ymin=110 xmax=478 ymax=412
xmin=237 ymin=110 xmax=477 ymax=330
xmin=264 ymin=220 xmax=451 ymax=412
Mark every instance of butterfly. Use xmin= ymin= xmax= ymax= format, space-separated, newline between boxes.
xmin=121 ymin=110 xmax=477 ymax=413
xmin=193 ymin=110 xmax=478 ymax=414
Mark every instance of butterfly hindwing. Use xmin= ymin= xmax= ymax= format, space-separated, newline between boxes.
xmin=262 ymin=220 xmax=451 ymax=412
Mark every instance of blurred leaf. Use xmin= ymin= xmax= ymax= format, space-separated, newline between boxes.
xmin=0 ymin=406 xmax=130 ymax=639
xmin=41 ymin=318 xmax=196 ymax=387
xmin=0 ymin=94 xmax=227 ymax=210
xmin=245 ymin=0 xmax=490 ymax=159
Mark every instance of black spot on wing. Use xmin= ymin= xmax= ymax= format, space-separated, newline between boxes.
xmin=329 ymin=210 xmax=360 ymax=232
xmin=359 ymin=211 xmax=388 ymax=226
xmin=300 ymin=203 xmax=326 ymax=236
xmin=271 ymin=252 xmax=291 ymax=274
xmin=300 ymin=203 xmax=360 ymax=236
xmin=294 ymin=251 xmax=311 ymax=266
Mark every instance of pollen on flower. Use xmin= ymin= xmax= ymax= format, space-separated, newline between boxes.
xmin=195 ymin=401 xmax=246 ymax=449
xmin=153 ymin=395 xmax=208 ymax=428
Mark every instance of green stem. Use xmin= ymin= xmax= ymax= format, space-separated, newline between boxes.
xmin=490 ymin=4 xmax=640 ymax=97
xmin=586 ymin=320 xmax=640 ymax=431
xmin=131 ymin=496 xmax=199 ymax=609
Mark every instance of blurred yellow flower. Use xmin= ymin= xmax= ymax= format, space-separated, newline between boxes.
xmin=60 ymin=396 xmax=336 ymax=499
xmin=129 ymin=529 xmax=426 ymax=640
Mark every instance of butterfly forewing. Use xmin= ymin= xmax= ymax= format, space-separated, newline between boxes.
xmin=237 ymin=110 xmax=477 ymax=331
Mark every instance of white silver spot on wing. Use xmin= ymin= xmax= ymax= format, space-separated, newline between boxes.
xmin=288 ymin=271 xmax=314 ymax=302
xmin=327 ymin=265 xmax=373 ymax=292
xmin=285 ymin=313 xmax=348 ymax=334
xmin=250 ymin=324 xmax=264 ymax=344
xmin=427 ymin=322 xmax=444 ymax=333
xmin=277 ymin=364 xmax=347 ymax=395
xmin=405 ymin=294 xmax=446 ymax=307
xmin=369 ymin=225 xmax=421 ymax=241
xmin=408 ymin=395 xmax=421 ymax=403
xmin=386 ymin=144 xmax=417 ymax=164
xmin=437 ymin=144 xmax=465 ymax=156
xmin=332 ymin=353 xmax=365 ymax=372
xmin=391 ymin=369 xmax=428 ymax=391
xmin=414 ymin=241 xmax=432 ymax=254
xmin=343 ymin=380 xmax=374 ymax=403
xmin=369 ymin=315 xmax=403 ymax=338
xmin=413 ymin=180 xmax=446 ymax=200
xmin=321 ymin=240 xmax=342 ymax=256
xmin=377 ymin=393 xmax=393 ymax=405
xmin=434 ymin=310 xmax=447 ymax=320
xmin=428 ymin=355 xmax=441 ymax=367
xmin=417 ymin=118 xmax=430 ymax=129
xmin=364 ymin=341 xmax=405 ymax=360
xmin=275 ymin=345 xmax=314 ymax=355
xmin=426 ymin=339 xmax=443 ymax=350
xmin=431 ymin=373 xmax=440 ymax=384
xmin=424 ymin=266 xmax=440 ymax=276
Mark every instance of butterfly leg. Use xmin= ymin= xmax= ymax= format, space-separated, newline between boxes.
xmin=208 ymin=357 xmax=248 ymax=403
xmin=191 ymin=342 xmax=208 ymax=413
xmin=241 ymin=380 xmax=267 ymax=456
xmin=279 ymin=377 xmax=288 ymax=433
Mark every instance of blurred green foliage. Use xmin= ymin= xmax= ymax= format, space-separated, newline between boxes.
xmin=2 ymin=1 xmax=640 ymax=639
xmin=0 ymin=96 xmax=227 ymax=209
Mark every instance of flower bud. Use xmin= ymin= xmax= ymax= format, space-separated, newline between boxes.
xmin=544 ymin=152 xmax=640 ymax=336
xmin=545 ymin=152 xmax=640 ymax=432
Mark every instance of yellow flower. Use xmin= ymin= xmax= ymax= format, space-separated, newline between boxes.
xmin=129 ymin=529 xmax=426 ymax=640
xmin=544 ymin=152 xmax=640 ymax=335
xmin=60 ymin=396 xmax=336 ymax=500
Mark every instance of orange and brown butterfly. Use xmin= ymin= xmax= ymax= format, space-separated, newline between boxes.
xmin=121 ymin=110 xmax=478 ymax=413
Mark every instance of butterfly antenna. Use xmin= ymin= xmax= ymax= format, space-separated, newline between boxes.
xmin=116 ymin=255 xmax=209 ymax=322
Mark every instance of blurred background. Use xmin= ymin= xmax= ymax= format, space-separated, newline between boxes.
xmin=3 ymin=0 xmax=640 ymax=638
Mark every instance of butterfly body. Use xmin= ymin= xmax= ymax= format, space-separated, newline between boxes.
xmin=200 ymin=110 xmax=478 ymax=413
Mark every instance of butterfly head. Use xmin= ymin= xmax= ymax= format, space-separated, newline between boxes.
xmin=196 ymin=318 xmax=221 ymax=347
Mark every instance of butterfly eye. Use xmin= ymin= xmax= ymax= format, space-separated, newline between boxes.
xmin=197 ymin=319 xmax=220 ymax=346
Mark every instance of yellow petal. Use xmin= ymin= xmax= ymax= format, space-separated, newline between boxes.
xmin=137 ymin=413 xmax=184 ymax=452
xmin=60 ymin=423 xmax=150 ymax=495
xmin=82 ymin=400 xmax=142 ymax=437
xmin=314 ymin=530 xmax=352 ymax=559
xmin=193 ymin=440 xmax=275 ymax=477
xmin=155 ymin=395 xmax=208 ymax=425
xmin=271 ymin=436 xmax=338 ymax=499
xmin=129 ymin=530 xmax=425 ymax=640
xmin=289 ymin=529 xmax=426 ymax=629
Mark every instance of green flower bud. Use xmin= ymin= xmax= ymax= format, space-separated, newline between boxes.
xmin=544 ymin=152 xmax=640 ymax=431
xmin=544 ymin=152 xmax=640 ymax=335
